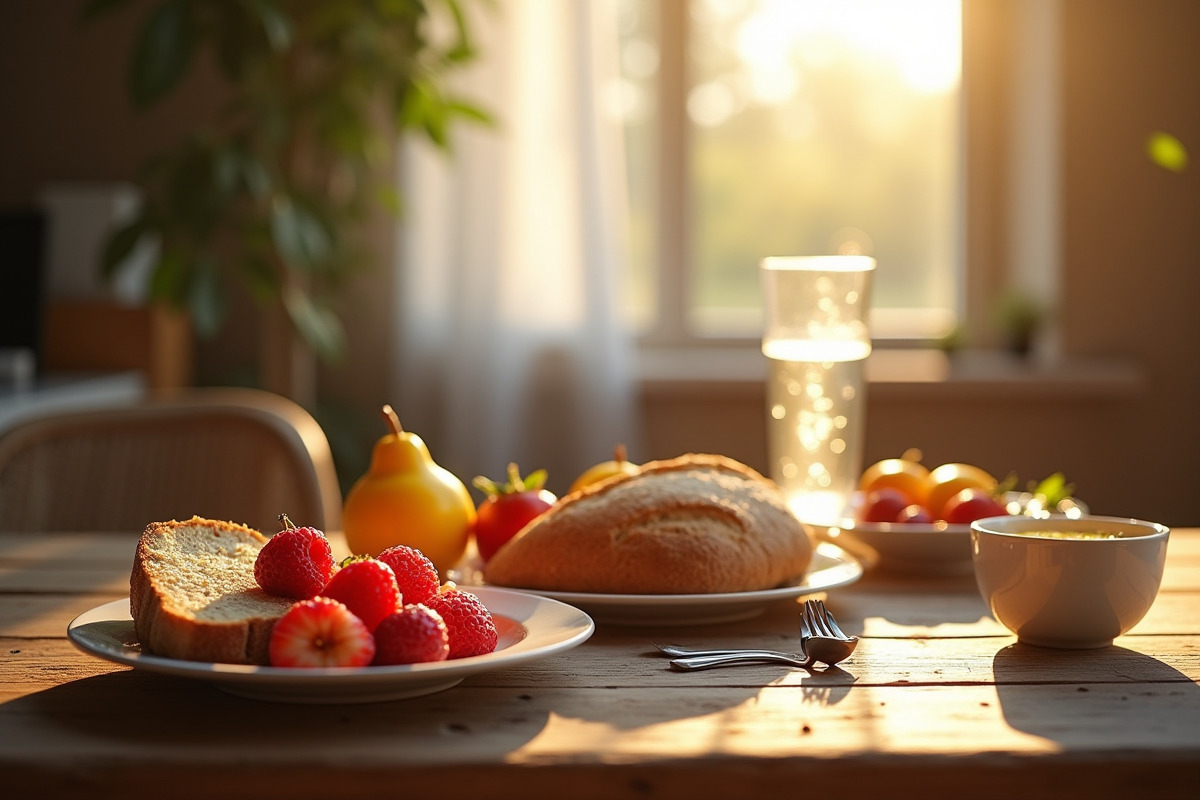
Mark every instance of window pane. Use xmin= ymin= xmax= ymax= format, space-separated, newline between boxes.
xmin=616 ymin=0 xmax=962 ymax=340
xmin=614 ymin=0 xmax=660 ymax=333
xmin=689 ymin=0 xmax=961 ymax=338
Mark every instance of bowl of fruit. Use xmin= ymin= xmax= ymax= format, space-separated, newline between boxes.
xmin=810 ymin=452 xmax=1088 ymax=575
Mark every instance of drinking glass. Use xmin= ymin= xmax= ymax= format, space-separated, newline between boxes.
xmin=761 ymin=255 xmax=875 ymax=525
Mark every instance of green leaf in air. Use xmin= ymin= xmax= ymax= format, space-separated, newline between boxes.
xmin=1147 ymin=131 xmax=1188 ymax=173
xmin=283 ymin=284 xmax=346 ymax=362
xmin=99 ymin=216 xmax=149 ymax=280
xmin=188 ymin=254 xmax=227 ymax=336
xmin=270 ymin=196 xmax=332 ymax=269
xmin=130 ymin=0 xmax=195 ymax=108
xmin=245 ymin=0 xmax=293 ymax=51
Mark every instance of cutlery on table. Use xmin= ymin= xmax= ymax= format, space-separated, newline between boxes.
xmin=662 ymin=599 xmax=858 ymax=671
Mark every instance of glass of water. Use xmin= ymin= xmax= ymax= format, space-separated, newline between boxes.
xmin=761 ymin=255 xmax=875 ymax=526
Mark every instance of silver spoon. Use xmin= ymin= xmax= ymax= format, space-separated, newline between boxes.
xmin=665 ymin=599 xmax=857 ymax=671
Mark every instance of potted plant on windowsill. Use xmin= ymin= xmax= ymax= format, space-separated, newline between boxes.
xmin=86 ymin=0 xmax=488 ymax=404
xmin=994 ymin=289 xmax=1045 ymax=358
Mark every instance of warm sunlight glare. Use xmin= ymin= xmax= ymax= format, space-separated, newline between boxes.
xmin=728 ymin=0 xmax=961 ymax=101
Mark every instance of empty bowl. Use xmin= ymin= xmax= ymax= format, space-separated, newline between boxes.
xmin=970 ymin=515 xmax=1169 ymax=649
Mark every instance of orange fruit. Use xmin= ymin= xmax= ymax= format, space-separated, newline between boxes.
xmin=922 ymin=462 xmax=998 ymax=520
xmin=859 ymin=457 xmax=930 ymax=506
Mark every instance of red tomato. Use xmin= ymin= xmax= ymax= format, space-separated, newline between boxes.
xmin=941 ymin=487 xmax=1008 ymax=524
xmin=472 ymin=464 xmax=557 ymax=562
xmin=860 ymin=488 xmax=911 ymax=523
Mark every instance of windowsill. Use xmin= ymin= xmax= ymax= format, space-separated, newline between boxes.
xmin=636 ymin=346 xmax=1146 ymax=400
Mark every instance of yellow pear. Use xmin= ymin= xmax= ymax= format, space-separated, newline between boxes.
xmin=568 ymin=444 xmax=641 ymax=494
xmin=342 ymin=405 xmax=475 ymax=577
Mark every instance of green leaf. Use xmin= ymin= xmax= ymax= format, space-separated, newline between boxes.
xmin=446 ymin=99 xmax=493 ymax=126
xmin=1030 ymin=472 xmax=1074 ymax=508
xmin=283 ymin=284 xmax=345 ymax=362
xmin=399 ymin=78 xmax=450 ymax=147
xmin=442 ymin=0 xmax=476 ymax=63
xmin=270 ymin=196 xmax=332 ymax=269
xmin=1147 ymin=131 xmax=1188 ymax=173
xmin=99 ymin=216 xmax=149 ymax=279
xmin=244 ymin=0 xmax=292 ymax=51
xmin=130 ymin=0 xmax=195 ymax=108
xmin=149 ymin=248 xmax=190 ymax=306
xmin=375 ymin=184 xmax=402 ymax=216
xmin=187 ymin=255 xmax=226 ymax=336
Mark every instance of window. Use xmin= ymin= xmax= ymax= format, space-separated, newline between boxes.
xmin=614 ymin=0 xmax=963 ymax=345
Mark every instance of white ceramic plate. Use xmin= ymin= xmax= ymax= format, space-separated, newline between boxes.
xmin=67 ymin=586 xmax=594 ymax=704
xmin=458 ymin=542 xmax=862 ymax=626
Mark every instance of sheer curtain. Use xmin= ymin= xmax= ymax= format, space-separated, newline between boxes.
xmin=392 ymin=0 xmax=638 ymax=496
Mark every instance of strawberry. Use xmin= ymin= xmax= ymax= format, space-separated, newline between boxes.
xmin=377 ymin=544 xmax=440 ymax=605
xmin=268 ymin=597 xmax=376 ymax=668
xmin=320 ymin=556 xmax=401 ymax=632
xmin=372 ymin=604 xmax=450 ymax=665
xmin=424 ymin=584 xmax=498 ymax=659
xmin=254 ymin=514 xmax=335 ymax=599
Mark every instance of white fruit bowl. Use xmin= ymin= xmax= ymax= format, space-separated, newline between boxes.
xmin=807 ymin=491 xmax=1090 ymax=576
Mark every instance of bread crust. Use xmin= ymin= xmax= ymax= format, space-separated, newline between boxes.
xmin=482 ymin=454 xmax=813 ymax=594
xmin=130 ymin=516 xmax=294 ymax=665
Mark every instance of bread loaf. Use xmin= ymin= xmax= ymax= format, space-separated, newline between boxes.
xmin=130 ymin=516 xmax=294 ymax=665
xmin=482 ymin=454 xmax=813 ymax=594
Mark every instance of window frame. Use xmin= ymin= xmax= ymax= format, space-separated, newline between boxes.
xmin=634 ymin=0 xmax=1058 ymax=359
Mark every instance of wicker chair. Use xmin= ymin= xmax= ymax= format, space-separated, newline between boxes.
xmin=0 ymin=387 xmax=342 ymax=534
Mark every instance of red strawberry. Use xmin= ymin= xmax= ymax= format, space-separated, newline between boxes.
xmin=254 ymin=514 xmax=335 ymax=599
xmin=268 ymin=597 xmax=375 ymax=668
xmin=424 ymin=584 xmax=498 ymax=659
xmin=320 ymin=557 xmax=401 ymax=632
xmin=372 ymin=604 xmax=450 ymax=665
xmin=377 ymin=544 xmax=440 ymax=605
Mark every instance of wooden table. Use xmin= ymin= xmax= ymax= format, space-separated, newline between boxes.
xmin=3 ymin=528 xmax=1198 ymax=799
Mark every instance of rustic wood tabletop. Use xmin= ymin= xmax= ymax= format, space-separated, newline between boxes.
xmin=2 ymin=527 xmax=1198 ymax=799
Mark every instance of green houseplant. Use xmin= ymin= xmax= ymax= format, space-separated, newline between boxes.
xmin=86 ymin=0 xmax=487 ymax=387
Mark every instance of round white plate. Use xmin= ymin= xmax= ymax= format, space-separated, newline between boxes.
xmin=67 ymin=586 xmax=594 ymax=704
xmin=459 ymin=542 xmax=862 ymax=626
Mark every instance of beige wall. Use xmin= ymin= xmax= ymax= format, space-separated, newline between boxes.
xmin=3 ymin=1 xmax=1199 ymax=525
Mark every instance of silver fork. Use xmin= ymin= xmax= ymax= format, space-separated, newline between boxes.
xmin=798 ymin=598 xmax=859 ymax=667
xmin=665 ymin=599 xmax=858 ymax=671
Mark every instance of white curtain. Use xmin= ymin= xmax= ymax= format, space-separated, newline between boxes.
xmin=392 ymin=0 xmax=638 ymax=496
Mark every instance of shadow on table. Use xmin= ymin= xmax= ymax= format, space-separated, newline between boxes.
xmin=1 ymin=669 xmax=553 ymax=756
xmin=991 ymin=642 xmax=1200 ymax=746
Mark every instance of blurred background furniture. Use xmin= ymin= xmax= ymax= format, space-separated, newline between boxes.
xmin=0 ymin=387 xmax=342 ymax=534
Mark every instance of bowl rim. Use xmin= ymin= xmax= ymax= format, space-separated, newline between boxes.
xmin=969 ymin=514 xmax=1169 ymax=540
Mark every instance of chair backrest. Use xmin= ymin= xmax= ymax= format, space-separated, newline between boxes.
xmin=0 ymin=387 xmax=343 ymax=534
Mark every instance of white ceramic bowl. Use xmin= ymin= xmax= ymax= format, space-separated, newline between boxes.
xmin=813 ymin=491 xmax=1091 ymax=576
xmin=970 ymin=515 xmax=1169 ymax=649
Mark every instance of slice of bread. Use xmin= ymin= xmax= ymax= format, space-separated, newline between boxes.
xmin=130 ymin=516 xmax=295 ymax=665
xmin=482 ymin=453 xmax=814 ymax=594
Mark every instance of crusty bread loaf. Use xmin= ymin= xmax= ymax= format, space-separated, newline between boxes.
xmin=130 ymin=516 xmax=294 ymax=665
xmin=482 ymin=454 xmax=813 ymax=594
